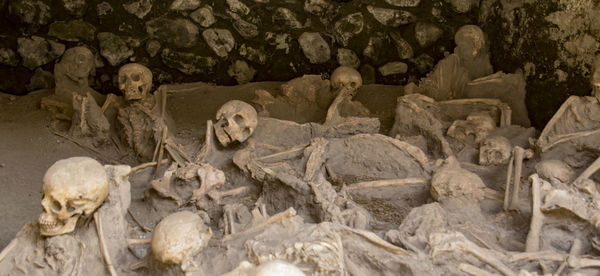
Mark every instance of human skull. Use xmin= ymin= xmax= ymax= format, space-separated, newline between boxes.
xmin=38 ymin=157 xmax=109 ymax=236
xmin=330 ymin=66 xmax=362 ymax=96
xmin=447 ymin=112 xmax=496 ymax=143
xmin=455 ymin=25 xmax=486 ymax=58
xmin=535 ymin=159 xmax=575 ymax=184
xmin=61 ymin=46 xmax=95 ymax=80
xmin=151 ymin=211 xmax=212 ymax=272
xmin=479 ymin=136 xmax=512 ymax=166
xmin=214 ymin=100 xmax=258 ymax=147
xmin=118 ymin=63 xmax=153 ymax=101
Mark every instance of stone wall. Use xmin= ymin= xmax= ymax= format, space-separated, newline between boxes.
xmin=0 ymin=0 xmax=480 ymax=95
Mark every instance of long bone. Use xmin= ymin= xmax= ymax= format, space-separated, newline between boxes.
xmin=525 ymin=174 xmax=545 ymax=252
xmin=504 ymin=146 xmax=534 ymax=211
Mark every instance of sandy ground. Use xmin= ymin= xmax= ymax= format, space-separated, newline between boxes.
xmin=0 ymin=81 xmax=403 ymax=249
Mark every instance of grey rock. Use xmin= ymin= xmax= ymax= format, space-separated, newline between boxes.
xmin=239 ymin=44 xmax=267 ymax=65
xmin=390 ymin=32 xmax=413 ymax=59
xmin=202 ymin=29 xmax=235 ymax=57
xmin=48 ymin=19 xmax=96 ymax=42
xmin=190 ymin=5 xmax=216 ymax=27
xmin=273 ymin=7 xmax=303 ymax=29
xmin=415 ymin=22 xmax=442 ymax=47
xmin=304 ymin=0 xmax=332 ymax=16
xmin=161 ymin=48 xmax=217 ymax=75
xmin=9 ymin=0 xmax=51 ymax=28
xmin=0 ymin=48 xmax=19 ymax=67
xmin=17 ymin=36 xmax=65 ymax=70
xmin=298 ymin=32 xmax=330 ymax=64
xmin=360 ymin=64 xmax=376 ymax=84
xmin=62 ymin=0 xmax=86 ymax=17
xmin=123 ymin=0 xmax=152 ymax=19
xmin=446 ymin=0 xmax=478 ymax=13
xmin=146 ymin=40 xmax=161 ymax=58
xmin=97 ymin=2 xmax=112 ymax=16
xmin=336 ymin=48 xmax=360 ymax=69
xmin=265 ymin=32 xmax=291 ymax=54
xmin=146 ymin=18 xmax=199 ymax=48
xmin=170 ymin=0 xmax=201 ymax=10
xmin=233 ymin=18 xmax=259 ymax=38
xmin=334 ymin=12 xmax=363 ymax=47
xmin=384 ymin=0 xmax=420 ymax=7
xmin=379 ymin=62 xmax=408 ymax=76
xmin=228 ymin=60 xmax=256 ymax=84
xmin=226 ymin=0 xmax=249 ymax=16
xmin=97 ymin=32 xmax=135 ymax=66
xmin=415 ymin=54 xmax=434 ymax=73
xmin=26 ymin=67 xmax=54 ymax=91
xmin=367 ymin=6 xmax=415 ymax=27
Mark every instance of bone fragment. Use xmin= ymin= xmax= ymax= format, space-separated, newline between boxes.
xmin=128 ymin=209 xmax=152 ymax=232
xmin=208 ymin=186 xmax=251 ymax=203
xmin=304 ymin=138 xmax=329 ymax=181
xmin=568 ymin=255 xmax=600 ymax=270
xmin=574 ymin=156 xmax=600 ymax=184
xmin=509 ymin=251 xmax=566 ymax=263
xmin=556 ymin=238 xmax=583 ymax=275
xmin=346 ymin=178 xmax=428 ymax=190
xmin=525 ymin=174 xmax=544 ymax=252
xmin=130 ymin=159 xmax=169 ymax=173
xmin=339 ymin=225 xmax=410 ymax=255
xmin=94 ymin=212 xmax=117 ymax=276
xmin=127 ymin=239 xmax=151 ymax=245
xmin=223 ymin=207 xmax=296 ymax=242
xmin=101 ymin=93 xmax=116 ymax=113
xmin=155 ymin=125 xmax=168 ymax=178
xmin=51 ymin=130 xmax=120 ymax=164
xmin=459 ymin=263 xmax=498 ymax=276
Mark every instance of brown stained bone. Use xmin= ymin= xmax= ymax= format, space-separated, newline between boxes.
xmin=101 ymin=93 xmax=117 ymax=113
xmin=525 ymin=174 xmax=545 ymax=252
xmin=508 ymin=146 xmax=524 ymax=211
xmin=154 ymin=125 xmax=168 ymax=178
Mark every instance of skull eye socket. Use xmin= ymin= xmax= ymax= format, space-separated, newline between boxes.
xmin=131 ymin=74 xmax=140 ymax=82
xmin=233 ymin=114 xmax=245 ymax=126
xmin=66 ymin=202 xmax=75 ymax=213
xmin=494 ymin=151 xmax=503 ymax=160
xmin=51 ymin=200 xmax=62 ymax=212
xmin=119 ymin=76 xmax=126 ymax=85
xmin=350 ymin=82 xmax=356 ymax=88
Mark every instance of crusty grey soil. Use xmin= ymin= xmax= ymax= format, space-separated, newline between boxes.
xmin=0 ymin=81 xmax=403 ymax=249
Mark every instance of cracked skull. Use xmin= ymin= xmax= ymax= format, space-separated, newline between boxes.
xmin=118 ymin=63 xmax=153 ymax=101
xmin=479 ymin=135 xmax=512 ymax=166
xmin=330 ymin=66 xmax=362 ymax=96
xmin=214 ymin=100 xmax=258 ymax=147
xmin=151 ymin=211 xmax=212 ymax=272
xmin=447 ymin=112 xmax=496 ymax=143
xmin=38 ymin=157 xmax=109 ymax=236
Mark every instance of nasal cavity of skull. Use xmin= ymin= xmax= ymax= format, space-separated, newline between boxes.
xmin=493 ymin=151 xmax=502 ymax=160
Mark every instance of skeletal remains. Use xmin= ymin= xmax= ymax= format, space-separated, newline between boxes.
xmin=4 ymin=24 xmax=600 ymax=275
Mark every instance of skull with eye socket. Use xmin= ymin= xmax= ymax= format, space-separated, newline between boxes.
xmin=118 ymin=63 xmax=153 ymax=102
xmin=330 ymin=66 xmax=363 ymax=97
xmin=38 ymin=157 xmax=109 ymax=236
xmin=214 ymin=100 xmax=258 ymax=147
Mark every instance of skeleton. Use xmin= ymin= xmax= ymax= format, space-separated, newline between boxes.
xmin=41 ymin=46 xmax=111 ymax=146
xmin=114 ymin=63 xmax=182 ymax=165
xmin=150 ymin=211 xmax=213 ymax=274
xmin=38 ymin=157 xmax=109 ymax=236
